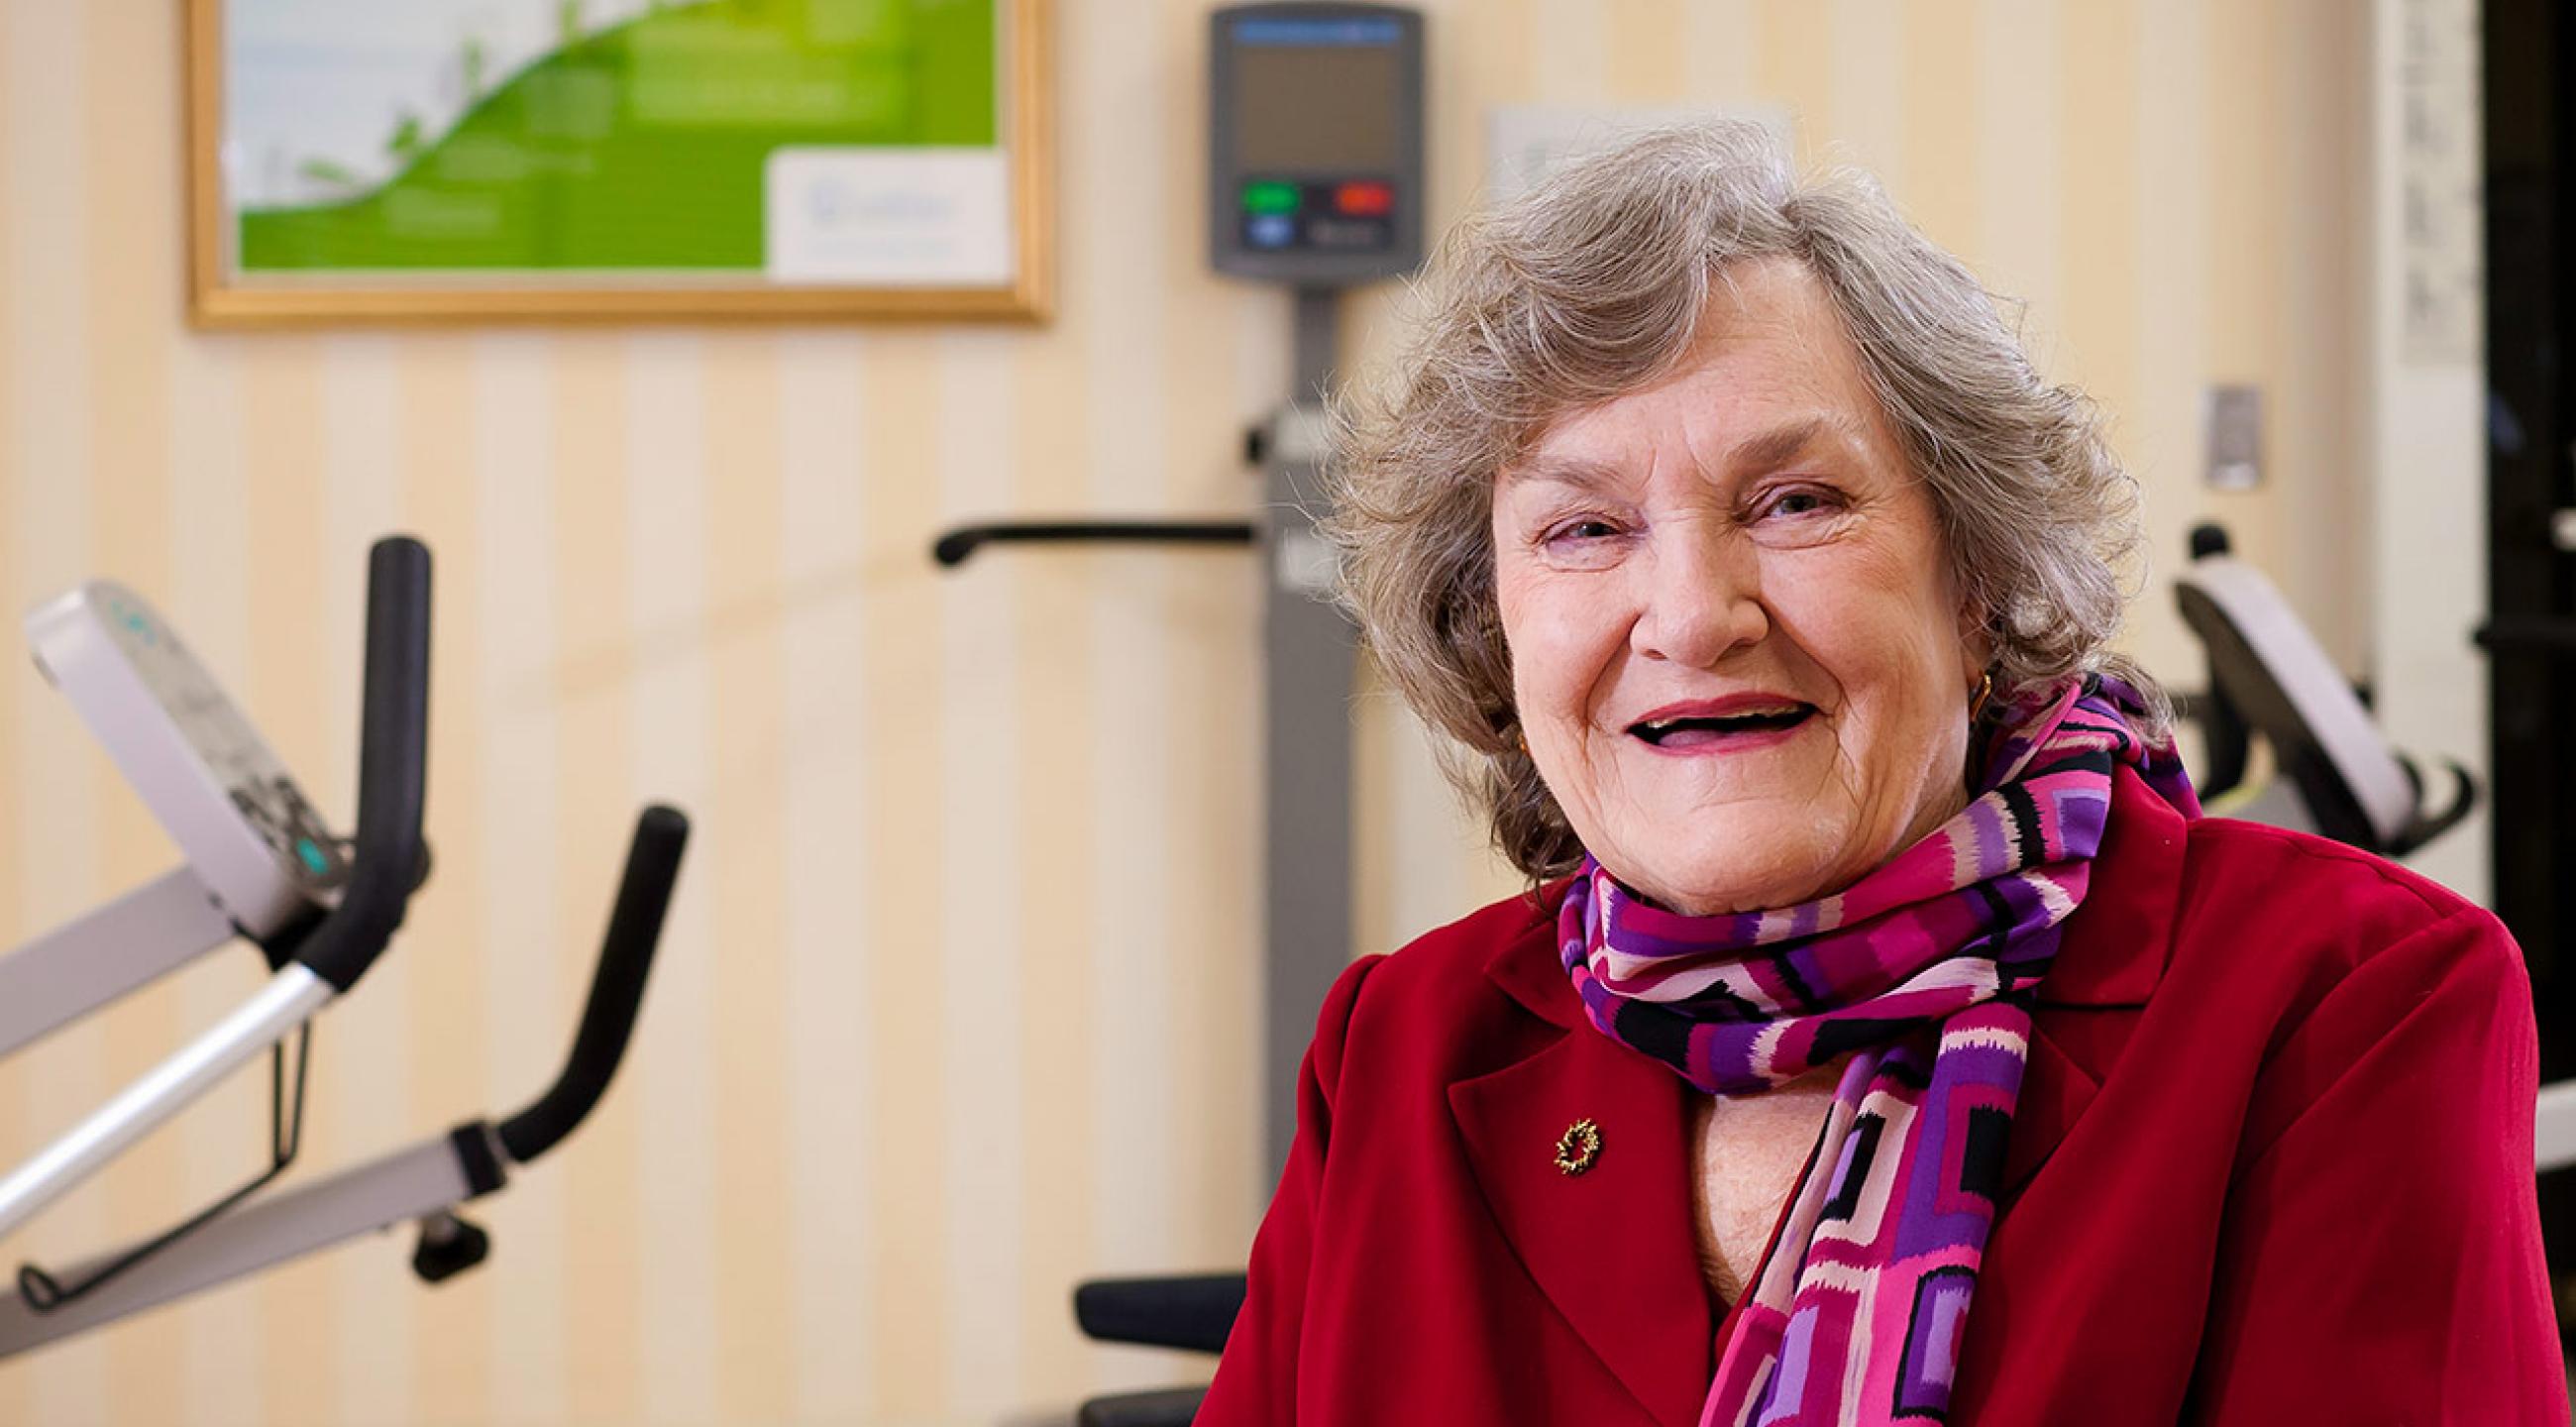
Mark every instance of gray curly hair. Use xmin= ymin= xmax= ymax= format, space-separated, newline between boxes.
xmin=1328 ymin=122 xmax=2166 ymax=882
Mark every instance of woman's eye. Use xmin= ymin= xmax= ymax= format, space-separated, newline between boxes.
xmin=1530 ymin=515 xmax=1629 ymax=567
xmin=1761 ymin=487 xmax=1840 ymax=520
xmin=1544 ymin=517 xmax=1620 ymax=544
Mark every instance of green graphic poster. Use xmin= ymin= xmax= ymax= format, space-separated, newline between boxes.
xmin=191 ymin=0 xmax=1049 ymax=324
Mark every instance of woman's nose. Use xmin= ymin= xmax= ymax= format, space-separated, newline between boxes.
xmin=1630 ymin=522 xmax=1767 ymax=667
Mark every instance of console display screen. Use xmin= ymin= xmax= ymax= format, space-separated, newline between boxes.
xmin=1230 ymin=21 xmax=1402 ymax=172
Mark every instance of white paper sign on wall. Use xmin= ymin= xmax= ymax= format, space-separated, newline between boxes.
xmin=2396 ymin=0 xmax=2480 ymax=366
xmin=1484 ymin=105 xmax=1795 ymax=204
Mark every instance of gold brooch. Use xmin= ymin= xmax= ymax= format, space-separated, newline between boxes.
xmin=1554 ymin=1118 xmax=1602 ymax=1175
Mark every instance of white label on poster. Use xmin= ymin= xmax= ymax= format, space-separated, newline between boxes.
xmin=764 ymin=147 xmax=1012 ymax=286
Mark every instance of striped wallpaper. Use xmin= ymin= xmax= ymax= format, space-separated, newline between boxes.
xmin=0 ymin=1 xmax=2362 ymax=1423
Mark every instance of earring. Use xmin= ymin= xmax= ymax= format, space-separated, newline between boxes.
xmin=1969 ymin=670 xmax=1995 ymax=721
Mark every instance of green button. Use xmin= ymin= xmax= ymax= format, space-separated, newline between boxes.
xmin=295 ymin=838 xmax=328 ymax=876
xmin=1242 ymin=180 xmax=1300 ymax=215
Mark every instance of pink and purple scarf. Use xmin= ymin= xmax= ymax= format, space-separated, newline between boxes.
xmin=1557 ymin=679 xmax=2197 ymax=1425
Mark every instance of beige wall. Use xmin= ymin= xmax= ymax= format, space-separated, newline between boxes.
xmin=0 ymin=1 xmax=2361 ymax=1423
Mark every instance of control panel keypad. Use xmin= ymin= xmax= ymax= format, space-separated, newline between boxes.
xmin=1238 ymin=176 xmax=1398 ymax=253
xmin=225 ymin=775 xmax=348 ymax=892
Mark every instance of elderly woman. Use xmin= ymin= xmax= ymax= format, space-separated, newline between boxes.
xmin=1196 ymin=125 xmax=2562 ymax=1425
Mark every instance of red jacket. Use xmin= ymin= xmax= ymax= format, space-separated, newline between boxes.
xmin=1200 ymin=766 xmax=2566 ymax=1424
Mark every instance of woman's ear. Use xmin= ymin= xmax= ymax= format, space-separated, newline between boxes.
xmin=1954 ymin=592 xmax=1995 ymax=690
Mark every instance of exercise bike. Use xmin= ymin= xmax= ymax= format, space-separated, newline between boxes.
xmin=0 ymin=535 xmax=685 ymax=1359
xmin=2174 ymin=522 xmax=2477 ymax=855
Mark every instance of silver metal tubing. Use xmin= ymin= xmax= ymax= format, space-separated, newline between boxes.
xmin=0 ymin=1133 xmax=478 ymax=1358
xmin=0 ymin=867 xmax=236 ymax=1060
xmin=0 ymin=966 xmax=333 ymax=1246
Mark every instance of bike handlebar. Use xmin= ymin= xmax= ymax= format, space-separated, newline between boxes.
xmin=495 ymin=806 xmax=690 ymax=1165
xmin=294 ymin=537 xmax=432 ymax=994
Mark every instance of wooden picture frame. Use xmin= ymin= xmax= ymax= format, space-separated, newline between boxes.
xmin=185 ymin=0 xmax=1051 ymax=327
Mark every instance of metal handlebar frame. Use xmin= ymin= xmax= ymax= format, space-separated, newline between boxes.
xmin=0 ymin=537 xmax=690 ymax=1361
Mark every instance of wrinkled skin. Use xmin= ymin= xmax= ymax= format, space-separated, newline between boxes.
xmin=1490 ymin=258 xmax=1986 ymax=917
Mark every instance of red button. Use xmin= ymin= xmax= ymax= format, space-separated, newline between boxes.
xmin=1336 ymin=181 xmax=1394 ymax=217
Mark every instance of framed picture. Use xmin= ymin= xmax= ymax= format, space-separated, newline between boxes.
xmin=185 ymin=0 xmax=1051 ymax=326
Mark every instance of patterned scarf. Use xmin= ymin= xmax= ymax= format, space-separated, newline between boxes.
xmin=1556 ymin=679 xmax=2197 ymax=1425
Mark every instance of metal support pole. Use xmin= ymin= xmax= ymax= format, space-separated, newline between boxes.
xmin=1291 ymin=285 xmax=1340 ymax=403
xmin=1259 ymin=288 xmax=1359 ymax=1176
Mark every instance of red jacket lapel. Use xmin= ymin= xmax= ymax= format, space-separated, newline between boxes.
xmin=1448 ymin=1001 xmax=1714 ymax=1427
xmin=2006 ymin=762 xmax=2191 ymax=1193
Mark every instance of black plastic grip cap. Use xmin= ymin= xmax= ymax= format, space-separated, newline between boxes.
xmin=495 ymin=805 xmax=690 ymax=1165
xmin=296 ymin=537 xmax=433 ymax=993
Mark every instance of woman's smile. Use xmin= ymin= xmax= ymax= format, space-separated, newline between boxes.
xmin=1622 ymin=695 xmax=1819 ymax=755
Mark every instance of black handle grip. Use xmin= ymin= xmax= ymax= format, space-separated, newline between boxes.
xmin=1075 ymin=1388 xmax=1208 ymax=1427
xmin=496 ymin=805 xmax=690 ymax=1164
xmin=296 ymin=537 xmax=433 ymax=993
xmin=930 ymin=519 xmax=1257 ymax=568
xmin=2178 ymin=527 xmax=2250 ymax=799
xmin=2475 ymin=615 xmax=2576 ymax=655
xmin=2390 ymin=754 xmax=2480 ymax=858
xmin=1072 ymin=1272 xmax=1246 ymax=1355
